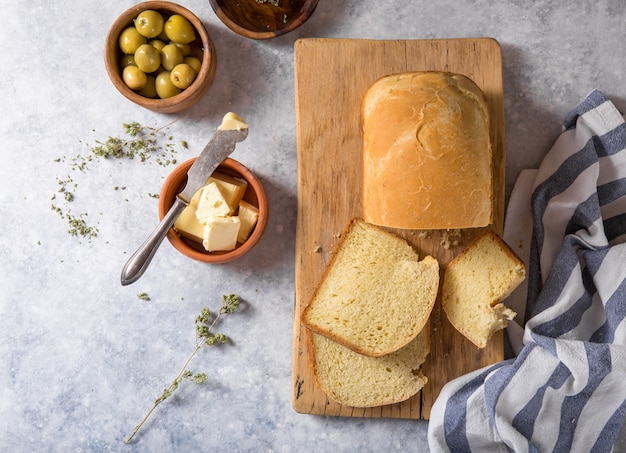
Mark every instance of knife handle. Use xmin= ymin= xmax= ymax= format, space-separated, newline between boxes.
xmin=120 ymin=198 xmax=188 ymax=286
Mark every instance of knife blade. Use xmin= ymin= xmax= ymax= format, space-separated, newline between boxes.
xmin=120 ymin=113 xmax=249 ymax=286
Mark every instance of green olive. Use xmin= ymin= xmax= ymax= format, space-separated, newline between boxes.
xmin=134 ymin=44 xmax=160 ymax=73
xmin=120 ymin=54 xmax=136 ymax=68
xmin=150 ymin=39 xmax=166 ymax=52
xmin=119 ymin=26 xmax=147 ymax=55
xmin=164 ymin=14 xmax=195 ymax=44
xmin=122 ymin=65 xmax=147 ymax=90
xmin=137 ymin=75 xmax=158 ymax=98
xmin=172 ymin=41 xmax=191 ymax=56
xmin=183 ymin=56 xmax=201 ymax=74
xmin=134 ymin=10 xmax=164 ymax=38
xmin=155 ymin=71 xmax=182 ymax=98
xmin=156 ymin=26 xmax=169 ymax=42
xmin=160 ymin=43 xmax=183 ymax=71
xmin=170 ymin=63 xmax=196 ymax=89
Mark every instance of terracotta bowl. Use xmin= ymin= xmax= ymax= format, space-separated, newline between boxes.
xmin=159 ymin=157 xmax=268 ymax=263
xmin=208 ymin=0 xmax=319 ymax=40
xmin=105 ymin=1 xmax=217 ymax=113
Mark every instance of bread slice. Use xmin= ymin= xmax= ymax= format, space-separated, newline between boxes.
xmin=442 ymin=231 xmax=526 ymax=348
xmin=301 ymin=218 xmax=439 ymax=357
xmin=307 ymin=328 xmax=429 ymax=407
xmin=362 ymin=71 xmax=492 ymax=230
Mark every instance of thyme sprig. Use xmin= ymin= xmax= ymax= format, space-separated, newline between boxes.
xmin=125 ymin=294 xmax=240 ymax=443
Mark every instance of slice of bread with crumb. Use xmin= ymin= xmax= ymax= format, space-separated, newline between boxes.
xmin=301 ymin=218 xmax=439 ymax=357
xmin=307 ymin=328 xmax=430 ymax=407
xmin=442 ymin=230 xmax=526 ymax=348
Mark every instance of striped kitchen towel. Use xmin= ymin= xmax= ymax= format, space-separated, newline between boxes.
xmin=428 ymin=90 xmax=626 ymax=453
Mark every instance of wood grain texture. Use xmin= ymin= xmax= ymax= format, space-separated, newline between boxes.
xmin=292 ymin=38 xmax=505 ymax=419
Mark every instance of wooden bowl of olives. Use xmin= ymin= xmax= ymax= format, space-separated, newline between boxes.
xmin=208 ymin=0 xmax=319 ymax=40
xmin=105 ymin=1 xmax=217 ymax=113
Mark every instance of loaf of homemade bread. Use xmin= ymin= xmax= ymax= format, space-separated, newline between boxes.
xmin=301 ymin=218 xmax=439 ymax=357
xmin=442 ymin=231 xmax=525 ymax=348
xmin=308 ymin=328 xmax=429 ymax=407
xmin=361 ymin=71 xmax=493 ymax=230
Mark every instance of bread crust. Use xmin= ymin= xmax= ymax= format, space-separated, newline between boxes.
xmin=361 ymin=71 xmax=493 ymax=230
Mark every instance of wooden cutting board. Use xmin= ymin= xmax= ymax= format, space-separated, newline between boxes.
xmin=292 ymin=38 xmax=505 ymax=419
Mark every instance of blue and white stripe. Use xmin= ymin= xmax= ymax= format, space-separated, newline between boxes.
xmin=428 ymin=90 xmax=626 ymax=452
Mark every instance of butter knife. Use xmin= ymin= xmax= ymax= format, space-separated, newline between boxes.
xmin=120 ymin=113 xmax=249 ymax=286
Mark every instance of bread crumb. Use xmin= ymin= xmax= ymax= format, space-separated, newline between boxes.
xmin=440 ymin=229 xmax=462 ymax=249
xmin=418 ymin=230 xmax=431 ymax=239
xmin=314 ymin=245 xmax=322 ymax=253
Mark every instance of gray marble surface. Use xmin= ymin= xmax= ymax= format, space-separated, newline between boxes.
xmin=1 ymin=0 xmax=624 ymax=451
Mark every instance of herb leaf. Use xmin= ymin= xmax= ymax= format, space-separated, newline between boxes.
xmin=53 ymin=119 xmax=186 ymax=242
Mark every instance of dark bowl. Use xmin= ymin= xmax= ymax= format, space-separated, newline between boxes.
xmin=208 ymin=0 xmax=319 ymax=40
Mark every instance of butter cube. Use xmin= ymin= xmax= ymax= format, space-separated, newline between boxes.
xmin=237 ymin=200 xmax=259 ymax=243
xmin=218 ymin=112 xmax=248 ymax=131
xmin=202 ymin=216 xmax=241 ymax=252
xmin=195 ymin=182 xmax=230 ymax=221
xmin=207 ymin=172 xmax=248 ymax=214
xmin=173 ymin=190 xmax=204 ymax=243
